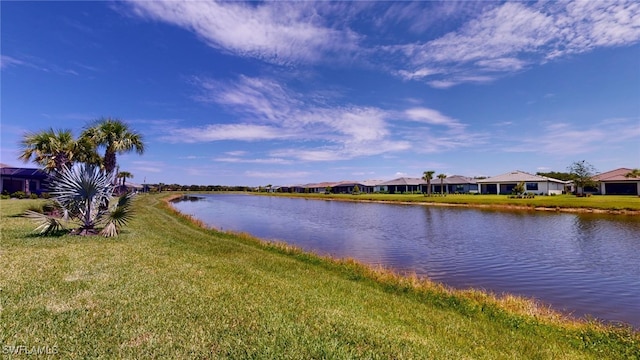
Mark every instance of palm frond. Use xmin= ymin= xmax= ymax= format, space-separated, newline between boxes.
xmin=50 ymin=164 xmax=115 ymax=229
xmin=99 ymin=221 xmax=118 ymax=238
xmin=23 ymin=210 xmax=65 ymax=235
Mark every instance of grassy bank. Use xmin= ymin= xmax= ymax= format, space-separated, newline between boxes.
xmin=1 ymin=196 xmax=638 ymax=358
xmin=263 ymin=193 xmax=640 ymax=212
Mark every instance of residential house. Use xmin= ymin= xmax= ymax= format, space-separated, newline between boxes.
xmin=431 ymin=175 xmax=479 ymax=194
xmin=592 ymin=168 xmax=639 ymax=195
xmin=476 ymin=170 xmax=567 ymax=195
xmin=0 ymin=163 xmax=50 ymax=195
xmin=378 ymin=177 xmax=424 ymax=194
xmin=306 ymin=182 xmax=339 ymax=194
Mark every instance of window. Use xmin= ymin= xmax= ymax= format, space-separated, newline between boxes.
xmin=526 ymin=183 xmax=538 ymax=191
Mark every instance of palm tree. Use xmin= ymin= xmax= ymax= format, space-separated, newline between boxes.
xmin=81 ymin=118 xmax=144 ymax=175
xmin=24 ymin=164 xmax=134 ymax=236
xmin=19 ymin=128 xmax=79 ymax=172
xmin=625 ymin=169 xmax=640 ymax=178
xmin=437 ymin=173 xmax=447 ymax=195
xmin=117 ymin=171 xmax=133 ymax=187
xmin=422 ymin=170 xmax=435 ymax=196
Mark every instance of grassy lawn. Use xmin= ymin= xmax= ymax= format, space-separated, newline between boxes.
xmin=265 ymin=193 xmax=640 ymax=211
xmin=1 ymin=195 xmax=638 ymax=358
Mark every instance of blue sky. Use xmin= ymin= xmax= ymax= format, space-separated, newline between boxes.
xmin=2 ymin=1 xmax=639 ymax=186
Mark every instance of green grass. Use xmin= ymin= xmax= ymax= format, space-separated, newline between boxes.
xmin=1 ymin=196 xmax=638 ymax=358
xmin=264 ymin=193 xmax=640 ymax=212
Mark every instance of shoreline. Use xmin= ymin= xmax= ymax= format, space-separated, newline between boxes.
xmin=165 ymin=193 xmax=640 ymax=332
xmin=257 ymin=193 xmax=640 ymax=216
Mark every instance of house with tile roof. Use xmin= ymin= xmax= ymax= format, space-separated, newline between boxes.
xmin=378 ymin=177 xmax=424 ymax=194
xmin=431 ymin=175 xmax=479 ymax=194
xmin=592 ymin=168 xmax=639 ymax=195
xmin=476 ymin=170 xmax=568 ymax=195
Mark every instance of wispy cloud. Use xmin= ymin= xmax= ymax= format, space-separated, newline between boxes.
xmin=390 ymin=1 xmax=640 ymax=87
xmin=1 ymin=55 xmax=26 ymax=69
xmin=166 ymin=123 xmax=298 ymax=143
xmin=122 ymin=0 xmax=359 ymax=66
xmin=163 ymin=74 xmax=486 ymax=161
xmin=183 ymin=75 xmax=409 ymax=159
xmin=130 ymin=160 xmax=164 ymax=173
xmin=506 ymin=119 xmax=640 ymax=155
xmin=245 ymin=170 xmax=311 ymax=179
xmin=214 ymin=157 xmax=292 ymax=165
xmin=121 ymin=1 xmax=640 ymax=89
xmin=404 ymin=107 xmax=465 ymax=131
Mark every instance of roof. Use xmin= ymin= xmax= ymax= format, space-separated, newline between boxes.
xmin=379 ymin=177 xmax=424 ymax=186
xmin=436 ymin=175 xmax=477 ymax=185
xmin=476 ymin=170 xmax=567 ymax=184
xmin=306 ymin=182 xmax=340 ymax=189
xmin=359 ymin=180 xmax=385 ymax=187
xmin=0 ymin=165 xmax=49 ymax=179
xmin=592 ymin=168 xmax=636 ymax=182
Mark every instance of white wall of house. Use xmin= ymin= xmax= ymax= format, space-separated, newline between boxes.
xmin=480 ymin=181 xmax=564 ymax=195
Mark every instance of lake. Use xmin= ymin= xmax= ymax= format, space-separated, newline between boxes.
xmin=171 ymin=194 xmax=640 ymax=328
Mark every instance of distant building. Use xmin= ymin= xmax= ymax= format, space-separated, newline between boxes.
xmin=378 ymin=177 xmax=423 ymax=194
xmin=0 ymin=163 xmax=50 ymax=195
xmin=430 ymin=175 xmax=479 ymax=194
xmin=476 ymin=170 xmax=567 ymax=195
xmin=592 ymin=168 xmax=639 ymax=195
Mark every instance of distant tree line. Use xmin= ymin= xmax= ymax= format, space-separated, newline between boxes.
xmin=148 ymin=184 xmax=251 ymax=192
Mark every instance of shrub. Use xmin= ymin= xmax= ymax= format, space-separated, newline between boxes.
xmin=40 ymin=192 xmax=51 ymax=199
xmin=1 ymin=194 xmax=10 ymax=200
xmin=30 ymin=193 xmax=39 ymax=199
xmin=11 ymin=191 xmax=26 ymax=199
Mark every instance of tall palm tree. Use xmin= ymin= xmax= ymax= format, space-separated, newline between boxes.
xmin=422 ymin=170 xmax=435 ymax=196
xmin=437 ymin=173 xmax=447 ymax=195
xmin=81 ymin=118 xmax=144 ymax=175
xmin=19 ymin=128 xmax=85 ymax=172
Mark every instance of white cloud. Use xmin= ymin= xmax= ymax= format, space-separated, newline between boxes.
xmin=166 ymin=123 xmax=297 ymax=143
xmin=224 ymin=150 xmax=248 ymax=157
xmin=214 ymin=157 xmax=292 ymax=165
xmin=0 ymin=55 xmax=25 ymax=69
xmin=245 ymin=170 xmax=311 ymax=179
xmin=131 ymin=161 xmax=164 ymax=173
xmin=506 ymin=119 xmax=640 ymax=155
xmin=404 ymin=107 xmax=465 ymax=131
xmin=123 ymin=0 xmax=358 ymax=65
xmin=187 ymin=75 xmax=407 ymax=159
xmin=391 ymin=1 xmax=640 ymax=87
xmin=166 ymin=75 xmax=479 ymax=162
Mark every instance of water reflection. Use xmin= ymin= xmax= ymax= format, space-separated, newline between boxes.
xmin=172 ymin=194 xmax=640 ymax=328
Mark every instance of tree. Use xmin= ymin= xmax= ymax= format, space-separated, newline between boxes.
xmin=625 ymin=169 xmax=640 ymax=178
xmin=24 ymin=164 xmax=134 ymax=237
xmin=536 ymin=171 xmax=574 ymax=182
xmin=437 ymin=173 xmax=447 ymax=195
xmin=568 ymin=160 xmax=597 ymax=196
xmin=117 ymin=171 xmax=133 ymax=187
xmin=352 ymin=184 xmax=360 ymax=194
xmin=19 ymin=128 xmax=98 ymax=173
xmin=81 ymin=118 xmax=144 ymax=175
xmin=422 ymin=170 xmax=435 ymax=196
xmin=512 ymin=182 xmax=525 ymax=196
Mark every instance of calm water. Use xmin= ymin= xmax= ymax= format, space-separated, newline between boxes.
xmin=172 ymin=194 xmax=640 ymax=328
